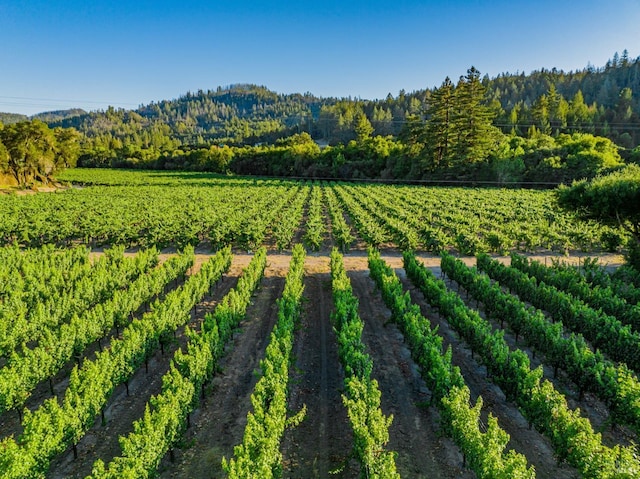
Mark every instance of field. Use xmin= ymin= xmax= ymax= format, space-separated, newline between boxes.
xmin=1 ymin=169 xmax=639 ymax=479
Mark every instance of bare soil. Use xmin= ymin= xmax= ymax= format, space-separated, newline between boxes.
xmin=280 ymin=258 xmax=359 ymax=478
xmin=347 ymin=266 xmax=471 ymax=479
xmin=157 ymin=255 xmax=290 ymax=478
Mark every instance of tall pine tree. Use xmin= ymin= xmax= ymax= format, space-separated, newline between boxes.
xmin=451 ymin=66 xmax=498 ymax=166
xmin=423 ymin=77 xmax=456 ymax=170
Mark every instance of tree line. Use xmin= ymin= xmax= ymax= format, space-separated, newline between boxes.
xmin=76 ymin=70 xmax=628 ymax=186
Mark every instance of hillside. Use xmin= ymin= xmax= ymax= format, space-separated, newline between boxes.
xmin=52 ymin=84 xmax=335 ymax=146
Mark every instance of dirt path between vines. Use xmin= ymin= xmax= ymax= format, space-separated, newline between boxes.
xmin=347 ymin=267 xmax=472 ymax=479
xmin=158 ymin=255 xmax=289 ymax=479
xmin=280 ymin=258 xmax=359 ymax=478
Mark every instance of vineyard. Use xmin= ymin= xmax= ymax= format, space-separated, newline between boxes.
xmin=1 ymin=168 xmax=639 ymax=478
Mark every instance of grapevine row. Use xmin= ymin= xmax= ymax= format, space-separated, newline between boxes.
xmin=0 ymin=247 xmax=232 ymax=479
xmin=323 ymin=184 xmax=353 ymax=252
xmin=356 ymin=184 xmax=454 ymax=252
xmin=476 ymin=254 xmax=640 ymax=375
xmin=341 ymin=185 xmax=420 ymax=250
xmin=330 ymin=248 xmax=399 ymax=478
xmin=272 ymin=185 xmax=309 ymax=251
xmin=404 ymin=251 xmax=640 ymax=478
xmin=0 ymin=178 xmax=295 ymax=248
xmin=1 ymin=246 xmax=158 ymax=358
xmin=222 ymin=244 xmax=306 ymax=478
xmin=571 ymin=258 xmax=640 ymax=305
xmin=440 ymin=252 xmax=640 ymax=435
xmin=509 ymin=253 xmax=640 ymax=333
xmin=0 ymin=244 xmax=91 ymax=308
xmin=333 ymin=184 xmax=390 ymax=247
xmin=367 ymin=249 xmax=535 ymax=479
xmin=0 ymin=247 xmax=195 ymax=416
xmin=88 ymin=247 xmax=268 ymax=478
xmin=234 ymin=185 xmax=299 ymax=251
xmin=303 ymin=183 xmax=325 ymax=251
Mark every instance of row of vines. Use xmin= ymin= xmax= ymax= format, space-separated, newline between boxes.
xmin=0 ymin=168 xmax=626 ymax=254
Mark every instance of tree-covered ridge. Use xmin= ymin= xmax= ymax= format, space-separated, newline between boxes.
xmin=0 ymin=113 xmax=28 ymax=125
xmin=486 ymin=51 xmax=640 ymax=149
xmin=1 ymin=52 xmax=638 ymax=185
xmin=0 ymin=110 xmax=86 ymax=126
xmin=3 ymin=52 xmax=638 ymax=152
xmin=32 ymin=109 xmax=87 ymax=123
xmin=53 ymin=84 xmax=334 ymax=146
xmin=50 ymin=52 xmax=640 ymax=152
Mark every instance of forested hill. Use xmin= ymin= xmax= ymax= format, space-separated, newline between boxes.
xmin=0 ymin=109 xmax=86 ymax=125
xmin=33 ymin=51 xmax=638 ymax=149
xmin=51 ymin=84 xmax=336 ymax=146
xmin=32 ymin=109 xmax=87 ymax=123
xmin=487 ymin=56 xmax=640 ymax=112
xmin=0 ymin=112 xmax=28 ymax=124
xmin=363 ymin=50 xmax=640 ymax=148
xmin=2 ymin=53 xmax=639 ymax=186
xmin=485 ymin=50 xmax=640 ymax=148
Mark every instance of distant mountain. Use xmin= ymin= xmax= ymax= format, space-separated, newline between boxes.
xmin=0 ymin=112 xmax=28 ymax=124
xmin=32 ymin=109 xmax=87 ymax=123
xmin=51 ymin=84 xmax=336 ymax=146
xmin=1 ymin=109 xmax=86 ymax=126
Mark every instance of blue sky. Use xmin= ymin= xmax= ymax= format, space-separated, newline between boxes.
xmin=1 ymin=0 xmax=639 ymax=115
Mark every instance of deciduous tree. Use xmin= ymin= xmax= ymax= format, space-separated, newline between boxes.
xmin=558 ymin=164 xmax=640 ymax=268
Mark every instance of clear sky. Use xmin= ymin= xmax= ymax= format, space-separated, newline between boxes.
xmin=1 ymin=0 xmax=639 ymax=115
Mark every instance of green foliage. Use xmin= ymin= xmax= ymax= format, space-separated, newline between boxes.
xmin=0 ymin=247 xmax=197 ymax=416
xmin=0 ymin=247 xmax=232 ymax=478
xmin=0 ymin=246 xmax=159 ymax=359
xmin=303 ymin=184 xmax=325 ymax=251
xmin=493 ymin=132 xmax=624 ymax=184
xmin=272 ymin=185 xmax=309 ymax=251
xmin=490 ymin=52 xmax=640 ymax=148
xmin=330 ymin=249 xmax=400 ymax=478
xmin=0 ymin=112 xmax=29 ymax=125
xmin=558 ymin=164 xmax=640 ymax=268
xmin=448 ymin=252 xmax=640 ymax=435
xmin=324 ymin=185 xmax=354 ymax=251
xmin=0 ymin=120 xmax=80 ymax=186
xmin=368 ymin=249 xmax=534 ymax=478
xmin=0 ymin=170 xmax=624 ymax=254
xmin=88 ymin=248 xmax=267 ymax=478
xmin=405 ymin=250 xmax=640 ymax=477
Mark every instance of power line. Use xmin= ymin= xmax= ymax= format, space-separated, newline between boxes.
xmin=0 ymin=95 xmax=139 ymax=113
xmin=0 ymin=95 xmax=138 ymax=107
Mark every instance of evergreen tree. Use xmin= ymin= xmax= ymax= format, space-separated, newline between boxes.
xmin=354 ymin=112 xmax=374 ymax=142
xmin=451 ymin=67 xmax=498 ymax=165
xmin=532 ymin=94 xmax=551 ymax=134
xmin=568 ymin=90 xmax=590 ymax=126
xmin=423 ymin=77 xmax=456 ymax=169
